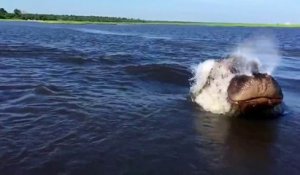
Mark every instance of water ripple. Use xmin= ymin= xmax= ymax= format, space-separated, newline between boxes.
xmin=0 ymin=21 xmax=300 ymax=174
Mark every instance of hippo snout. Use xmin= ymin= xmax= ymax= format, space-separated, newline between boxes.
xmin=227 ymin=73 xmax=283 ymax=111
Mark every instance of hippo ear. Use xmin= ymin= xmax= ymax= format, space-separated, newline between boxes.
xmin=248 ymin=61 xmax=259 ymax=74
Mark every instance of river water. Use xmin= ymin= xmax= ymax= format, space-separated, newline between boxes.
xmin=0 ymin=21 xmax=299 ymax=174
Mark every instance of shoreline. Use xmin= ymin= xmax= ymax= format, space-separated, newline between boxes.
xmin=1 ymin=19 xmax=300 ymax=28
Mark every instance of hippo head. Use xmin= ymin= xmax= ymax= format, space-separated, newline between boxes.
xmin=227 ymin=73 xmax=283 ymax=113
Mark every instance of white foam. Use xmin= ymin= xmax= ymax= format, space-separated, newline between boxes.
xmin=190 ymin=59 xmax=215 ymax=96
xmin=190 ymin=60 xmax=234 ymax=114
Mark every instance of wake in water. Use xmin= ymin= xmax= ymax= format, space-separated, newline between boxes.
xmin=190 ymin=37 xmax=282 ymax=114
xmin=74 ymin=28 xmax=172 ymax=40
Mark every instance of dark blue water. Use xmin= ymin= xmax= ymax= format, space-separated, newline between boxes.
xmin=0 ymin=21 xmax=300 ymax=175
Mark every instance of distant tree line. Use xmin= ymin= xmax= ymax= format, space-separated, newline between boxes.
xmin=0 ymin=8 xmax=145 ymax=23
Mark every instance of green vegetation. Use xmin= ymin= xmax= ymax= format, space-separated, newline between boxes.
xmin=1 ymin=7 xmax=300 ymax=28
xmin=0 ymin=8 xmax=145 ymax=23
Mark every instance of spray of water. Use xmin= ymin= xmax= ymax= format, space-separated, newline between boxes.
xmin=190 ymin=36 xmax=282 ymax=114
xmin=231 ymin=36 xmax=281 ymax=75
xmin=190 ymin=59 xmax=215 ymax=96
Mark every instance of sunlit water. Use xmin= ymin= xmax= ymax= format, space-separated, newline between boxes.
xmin=0 ymin=21 xmax=300 ymax=175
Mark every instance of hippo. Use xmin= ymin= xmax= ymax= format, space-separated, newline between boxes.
xmin=190 ymin=56 xmax=283 ymax=116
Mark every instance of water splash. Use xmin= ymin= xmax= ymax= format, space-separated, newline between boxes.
xmin=190 ymin=59 xmax=234 ymax=114
xmin=231 ymin=36 xmax=281 ymax=75
xmin=189 ymin=59 xmax=215 ymax=96
xmin=190 ymin=36 xmax=282 ymax=114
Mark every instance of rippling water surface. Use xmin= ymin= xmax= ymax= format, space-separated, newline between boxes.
xmin=0 ymin=21 xmax=300 ymax=175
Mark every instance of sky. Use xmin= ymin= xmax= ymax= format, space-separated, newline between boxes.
xmin=2 ymin=0 xmax=300 ymax=24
